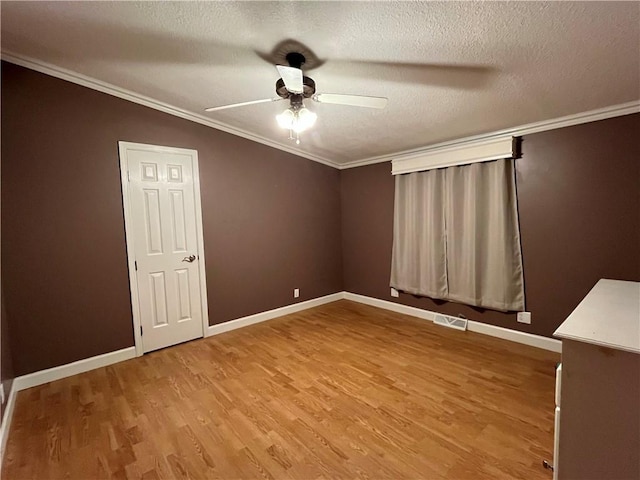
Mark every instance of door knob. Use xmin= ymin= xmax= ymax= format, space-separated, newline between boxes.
xmin=182 ymin=254 xmax=196 ymax=263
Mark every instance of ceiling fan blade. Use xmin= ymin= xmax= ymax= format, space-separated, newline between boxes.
xmin=205 ymin=97 xmax=282 ymax=112
xmin=331 ymin=60 xmax=495 ymax=89
xmin=276 ymin=65 xmax=304 ymax=94
xmin=312 ymin=93 xmax=388 ymax=109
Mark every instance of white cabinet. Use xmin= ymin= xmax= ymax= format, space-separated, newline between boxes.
xmin=553 ymin=363 xmax=561 ymax=480
xmin=553 ymin=279 xmax=640 ymax=480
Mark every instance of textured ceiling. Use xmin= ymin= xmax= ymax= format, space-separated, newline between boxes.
xmin=2 ymin=1 xmax=639 ymax=166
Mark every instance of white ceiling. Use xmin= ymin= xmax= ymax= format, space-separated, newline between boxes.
xmin=2 ymin=1 xmax=639 ymax=167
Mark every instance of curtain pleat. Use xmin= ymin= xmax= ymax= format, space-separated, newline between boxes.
xmin=390 ymin=158 xmax=525 ymax=312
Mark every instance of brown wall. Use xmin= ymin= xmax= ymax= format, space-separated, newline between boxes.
xmin=1 ymin=62 xmax=343 ymax=376
xmin=341 ymin=113 xmax=640 ymax=337
xmin=2 ymin=60 xmax=638 ymax=378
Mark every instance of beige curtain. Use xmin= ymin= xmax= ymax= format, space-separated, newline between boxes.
xmin=445 ymin=159 xmax=524 ymax=311
xmin=390 ymin=158 xmax=525 ymax=312
xmin=390 ymin=169 xmax=448 ymax=299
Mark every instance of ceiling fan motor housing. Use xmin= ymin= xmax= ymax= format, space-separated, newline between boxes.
xmin=275 ymin=76 xmax=316 ymax=99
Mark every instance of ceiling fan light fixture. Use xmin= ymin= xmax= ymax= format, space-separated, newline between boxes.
xmin=276 ymin=105 xmax=317 ymax=134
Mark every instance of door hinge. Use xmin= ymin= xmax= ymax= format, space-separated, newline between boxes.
xmin=127 ymin=170 xmax=131 ymax=182
xmin=134 ymin=260 xmax=137 ymax=271
xmin=140 ymin=326 xmax=143 ymax=336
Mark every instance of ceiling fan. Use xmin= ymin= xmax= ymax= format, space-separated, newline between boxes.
xmin=204 ymin=51 xmax=388 ymax=144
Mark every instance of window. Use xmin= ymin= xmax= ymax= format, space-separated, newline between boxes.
xmin=390 ymin=157 xmax=525 ymax=312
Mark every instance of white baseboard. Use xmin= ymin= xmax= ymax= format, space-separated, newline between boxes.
xmin=344 ymin=292 xmax=562 ymax=353
xmin=4 ymin=295 xmax=559 ymax=390
xmin=466 ymin=320 xmax=562 ymax=353
xmin=0 ymin=382 xmax=18 ymax=465
xmin=343 ymin=292 xmax=437 ymax=321
xmin=213 ymin=291 xmax=561 ymax=353
xmin=207 ymin=292 xmax=344 ymax=337
xmin=6 ymin=292 xmax=344 ymax=396
xmin=12 ymin=347 xmax=136 ymax=393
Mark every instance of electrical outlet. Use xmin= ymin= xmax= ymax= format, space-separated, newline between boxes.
xmin=294 ymin=288 xmax=300 ymax=298
xmin=390 ymin=287 xmax=399 ymax=298
xmin=517 ymin=311 xmax=532 ymax=324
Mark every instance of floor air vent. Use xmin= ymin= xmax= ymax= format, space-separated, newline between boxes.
xmin=434 ymin=314 xmax=468 ymax=331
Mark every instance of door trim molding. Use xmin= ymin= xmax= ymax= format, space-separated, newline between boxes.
xmin=0 ymin=382 xmax=17 ymax=464
xmin=118 ymin=141 xmax=210 ymax=356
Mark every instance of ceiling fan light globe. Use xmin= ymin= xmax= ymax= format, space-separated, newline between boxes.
xmin=276 ymin=108 xmax=295 ymax=129
xmin=294 ymin=107 xmax=317 ymax=132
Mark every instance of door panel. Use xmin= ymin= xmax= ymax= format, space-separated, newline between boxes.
xmin=123 ymin=146 xmax=204 ymax=353
xmin=175 ymin=268 xmax=192 ymax=321
xmin=169 ymin=190 xmax=187 ymax=252
xmin=143 ymin=189 xmax=163 ymax=255
xmin=149 ymin=272 xmax=169 ymax=326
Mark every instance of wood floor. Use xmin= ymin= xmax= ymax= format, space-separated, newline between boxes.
xmin=2 ymin=300 xmax=559 ymax=479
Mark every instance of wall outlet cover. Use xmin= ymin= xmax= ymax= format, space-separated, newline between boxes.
xmin=293 ymin=288 xmax=300 ymax=298
xmin=390 ymin=287 xmax=399 ymax=298
xmin=517 ymin=311 xmax=532 ymax=324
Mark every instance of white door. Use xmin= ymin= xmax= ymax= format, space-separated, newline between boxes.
xmin=119 ymin=142 xmax=208 ymax=354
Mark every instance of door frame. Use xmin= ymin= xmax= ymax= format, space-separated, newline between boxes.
xmin=118 ymin=141 xmax=210 ymax=356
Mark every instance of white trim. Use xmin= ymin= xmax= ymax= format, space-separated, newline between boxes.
xmin=191 ymin=151 xmax=211 ymax=346
xmin=12 ymin=347 xmax=136 ymax=392
xmin=207 ymin=292 xmax=344 ymax=337
xmin=342 ymin=100 xmax=640 ymax=170
xmin=343 ymin=292 xmax=437 ymax=321
xmin=119 ymin=142 xmax=143 ymax=356
xmin=343 ymin=292 xmax=562 ymax=353
xmin=0 ymin=383 xmax=18 ymax=464
xmin=118 ymin=142 xmax=210 ymax=356
xmin=1 ymin=52 xmax=340 ymax=169
xmin=466 ymin=320 xmax=562 ymax=353
xmin=391 ymin=135 xmax=514 ymax=174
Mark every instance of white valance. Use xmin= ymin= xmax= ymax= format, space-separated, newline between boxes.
xmin=391 ymin=135 xmax=515 ymax=175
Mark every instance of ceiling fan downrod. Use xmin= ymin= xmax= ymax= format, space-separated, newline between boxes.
xmin=286 ymin=52 xmax=306 ymax=69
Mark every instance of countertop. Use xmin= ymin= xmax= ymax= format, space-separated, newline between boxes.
xmin=554 ymin=279 xmax=640 ymax=354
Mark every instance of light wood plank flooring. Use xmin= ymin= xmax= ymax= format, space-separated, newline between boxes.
xmin=2 ymin=300 xmax=559 ymax=479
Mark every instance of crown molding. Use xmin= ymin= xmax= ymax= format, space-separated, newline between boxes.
xmin=340 ymin=100 xmax=640 ymax=169
xmin=3 ymin=52 xmax=637 ymax=172
xmin=1 ymin=51 xmax=341 ymax=169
